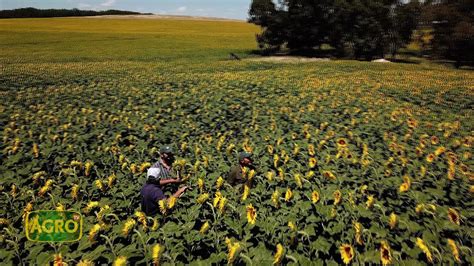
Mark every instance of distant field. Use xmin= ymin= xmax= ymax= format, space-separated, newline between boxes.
xmin=1 ymin=17 xmax=473 ymax=265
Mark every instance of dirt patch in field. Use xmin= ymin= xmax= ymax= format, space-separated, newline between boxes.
xmin=246 ymin=56 xmax=331 ymax=63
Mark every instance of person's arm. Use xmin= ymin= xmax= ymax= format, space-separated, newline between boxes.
xmin=159 ymin=178 xmax=181 ymax=186
xmin=172 ymin=186 xmax=188 ymax=198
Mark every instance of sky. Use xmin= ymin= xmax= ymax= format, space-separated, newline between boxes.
xmin=0 ymin=0 xmax=253 ymax=20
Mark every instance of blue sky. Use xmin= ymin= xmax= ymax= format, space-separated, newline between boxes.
xmin=0 ymin=0 xmax=253 ymax=20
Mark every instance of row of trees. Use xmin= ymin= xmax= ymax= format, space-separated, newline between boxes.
xmin=248 ymin=0 xmax=472 ymax=64
xmin=0 ymin=7 xmax=151 ymax=19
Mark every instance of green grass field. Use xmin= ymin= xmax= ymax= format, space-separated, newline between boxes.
xmin=1 ymin=17 xmax=473 ymax=265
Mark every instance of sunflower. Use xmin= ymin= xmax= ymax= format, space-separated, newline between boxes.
xmin=416 ymin=238 xmax=433 ymax=263
xmin=94 ymin=179 xmax=105 ymax=192
xmin=307 ymin=144 xmax=315 ymax=156
xmin=336 ymin=138 xmax=348 ymax=149
xmin=113 ymin=256 xmax=127 ymax=266
xmin=339 ymin=244 xmax=354 ymax=265
xmin=151 ymin=218 xmax=159 ymax=231
xmin=32 ymin=143 xmax=39 ymax=158
xmin=77 ymin=259 xmax=94 ymax=266
xmin=430 ymin=136 xmax=439 ymax=145
xmin=85 ymin=161 xmax=93 ymax=176
xmin=333 ymin=190 xmax=342 ymax=205
xmin=366 ymin=195 xmax=375 ymax=209
xmin=308 ymin=157 xmax=317 ymax=168
xmin=399 ymin=182 xmax=410 ymax=193
xmin=285 ymin=188 xmax=293 ymax=202
xmin=53 ymin=253 xmax=63 ymax=266
xmin=380 ymin=241 xmax=392 ymax=265
xmin=218 ymin=197 xmax=226 ymax=214
xmin=89 ymin=224 xmax=102 ymax=242
xmin=354 ymin=222 xmax=363 ymax=245
xmin=266 ymin=171 xmax=275 ymax=181
xmin=272 ymin=190 xmax=280 ymax=207
xmin=226 ymin=238 xmax=241 ymax=264
xmin=448 ymin=208 xmax=460 ymax=225
xmin=135 ymin=211 xmax=147 ymax=229
xmin=197 ymin=193 xmax=209 ymax=204
xmin=434 ymin=146 xmax=446 ymax=156
xmin=288 ymin=221 xmax=296 ymax=231
xmin=294 ymin=174 xmax=303 ymax=188
xmin=273 ymin=154 xmax=279 ymax=168
xmin=267 ymin=144 xmax=274 ymax=154
xmin=199 ymin=221 xmax=210 ymax=234
xmin=246 ymin=204 xmax=257 ymax=225
xmin=447 ymin=239 xmax=461 ymax=263
xmin=389 ymin=212 xmax=397 ymax=230
xmin=107 ymin=174 xmax=116 ymax=188
xmin=152 ymin=244 xmax=163 ymax=266
xmin=311 ymin=191 xmax=320 ymax=204
xmin=415 ymin=204 xmax=425 ymax=214
xmin=420 ymin=166 xmax=426 ymax=177
xmin=198 ymin=178 xmax=204 ymax=192
xmin=159 ymin=200 xmax=167 ymax=215
xmin=415 ymin=146 xmax=423 ymax=157
xmin=213 ymin=192 xmax=222 ymax=207
xmin=323 ymin=171 xmax=336 ymax=181
xmin=121 ymin=219 xmax=136 ymax=237
xmin=216 ymin=176 xmax=224 ymax=189
xmin=426 ymin=153 xmax=436 ymax=163
xmin=273 ymin=244 xmax=284 ymax=265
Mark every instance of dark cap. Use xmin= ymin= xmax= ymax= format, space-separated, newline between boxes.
xmin=159 ymin=145 xmax=174 ymax=154
xmin=238 ymin=151 xmax=252 ymax=161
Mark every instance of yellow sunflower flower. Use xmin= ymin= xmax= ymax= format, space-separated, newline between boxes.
xmin=447 ymin=239 xmax=461 ymax=263
xmin=122 ymin=219 xmax=136 ymax=237
xmin=216 ymin=176 xmax=224 ymax=189
xmin=311 ymin=191 xmax=320 ymax=204
xmin=389 ymin=213 xmax=397 ymax=230
xmin=246 ymin=204 xmax=257 ymax=225
xmin=339 ymin=244 xmax=354 ymax=265
xmin=366 ymin=195 xmax=375 ymax=209
xmin=273 ymin=244 xmax=284 ymax=265
xmin=285 ymin=188 xmax=293 ymax=202
xmin=380 ymin=240 xmax=392 ymax=266
xmin=152 ymin=244 xmax=163 ymax=265
xmin=333 ymin=190 xmax=342 ymax=205
xmin=354 ymin=222 xmax=363 ymax=245
xmin=272 ymin=190 xmax=280 ymax=208
xmin=197 ymin=193 xmax=209 ymax=204
xmin=199 ymin=221 xmax=210 ymax=234
xmin=416 ymin=238 xmax=433 ymax=263
xmin=113 ymin=256 xmax=127 ymax=266
xmin=448 ymin=208 xmax=460 ymax=225
xmin=241 ymin=184 xmax=250 ymax=201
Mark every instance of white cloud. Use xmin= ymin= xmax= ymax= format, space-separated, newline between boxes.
xmin=196 ymin=8 xmax=205 ymax=12
xmin=78 ymin=3 xmax=92 ymax=9
xmin=100 ymin=0 xmax=116 ymax=7
xmin=177 ymin=6 xmax=187 ymax=12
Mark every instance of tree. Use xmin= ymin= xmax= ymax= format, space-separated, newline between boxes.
xmin=423 ymin=0 xmax=474 ymax=67
xmin=248 ymin=0 xmax=421 ymax=60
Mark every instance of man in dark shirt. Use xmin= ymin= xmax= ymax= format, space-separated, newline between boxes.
xmin=227 ymin=151 xmax=255 ymax=187
xmin=140 ymin=145 xmax=188 ymax=216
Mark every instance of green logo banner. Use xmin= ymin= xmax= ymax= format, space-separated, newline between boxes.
xmin=25 ymin=210 xmax=83 ymax=242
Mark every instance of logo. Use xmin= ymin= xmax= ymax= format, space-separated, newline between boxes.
xmin=25 ymin=210 xmax=83 ymax=242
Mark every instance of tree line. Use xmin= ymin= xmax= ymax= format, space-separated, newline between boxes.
xmin=249 ymin=0 xmax=473 ymax=66
xmin=0 ymin=7 xmax=151 ymax=19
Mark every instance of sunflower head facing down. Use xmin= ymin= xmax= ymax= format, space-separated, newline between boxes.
xmin=448 ymin=208 xmax=460 ymax=225
xmin=380 ymin=241 xmax=392 ymax=265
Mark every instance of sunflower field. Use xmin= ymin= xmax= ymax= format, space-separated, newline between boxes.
xmin=1 ymin=17 xmax=473 ymax=265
